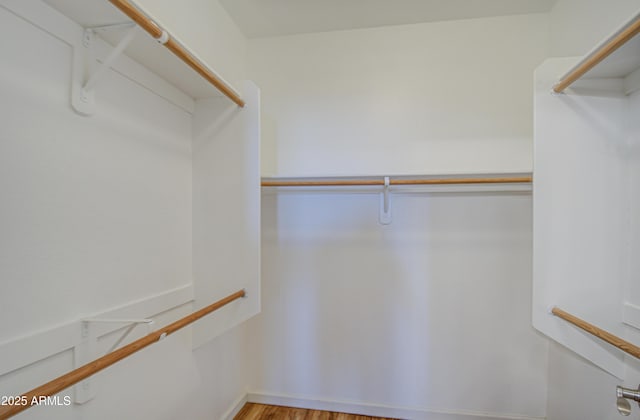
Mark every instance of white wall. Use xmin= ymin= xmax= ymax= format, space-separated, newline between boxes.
xmin=0 ymin=1 xmax=192 ymax=356
xmin=543 ymin=2 xmax=640 ymax=419
xmin=249 ymin=190 xmax=547 ymax=419
xmin=546 ymin=342 xmax=621 ymax=420
xmin=245 ymin=12 xmax=550 ymax=418
xmin=176 ymin=1 xmax=254 ymax=414
xmin=542 ymin=89 xmax=640 ymax=420
xmin=191 ymin=83 xmax=261 ymax=349
xmin=250 ymin=14 xmax=549 ymax=177
xmin=0 ymin=1 xmax=251 ymax=418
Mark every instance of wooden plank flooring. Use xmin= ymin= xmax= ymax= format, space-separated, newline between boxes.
xmin=234 ymin=403 xmax=398 ymax=420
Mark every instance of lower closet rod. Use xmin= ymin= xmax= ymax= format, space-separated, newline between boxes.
xmin=261 ymin=176 xmax=532 ymax=187
xmin=551 ymin=307 xmax=640 ymax=359
xmin=0 ymin=289 xmax=246 ymax=419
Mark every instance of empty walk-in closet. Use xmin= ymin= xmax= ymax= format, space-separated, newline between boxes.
xmin=2 ymin=1 xmax=640 ymax=419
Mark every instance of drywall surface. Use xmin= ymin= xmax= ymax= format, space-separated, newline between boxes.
xmin=250 ymin=191 xmax=547 ymax=419
xmin=541 ymin=78 xmax=640 ymax=420
xmin=0 ymin=2 xmax=191 ymax=347
xmin=546 ymin=342 xmax=620 ymax=420
xmin=542 ymin=1 xmax=640 ymax=416
xmin=191 ymin=85 xmax=262 ymax=348
xmin=548 ymin=0 xmax=640 ymax=57
xmin=0 ymin=2 xmax=249 ymax=418
xmin=249 ymin=13 xmax=548 ymax=177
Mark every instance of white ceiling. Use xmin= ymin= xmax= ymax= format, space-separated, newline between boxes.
xmin=219 ymin=0 xmax=558 ymax=39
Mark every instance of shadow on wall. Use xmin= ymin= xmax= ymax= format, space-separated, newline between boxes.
xmin=255 ymin=191 xmax=419 ymax=403
xmin=250 ymin=190 xmax=546 ymax=416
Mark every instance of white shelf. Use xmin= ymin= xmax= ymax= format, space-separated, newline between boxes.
xmin=580 ymin=34 xmax=640 ymax=80
xmin=42 ymin=0 xmax=242 ymax=102
xmin=555 ymin=11 xmax=640 ymax=95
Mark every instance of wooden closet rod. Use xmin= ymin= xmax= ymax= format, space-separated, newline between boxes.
xmin=261 ymin=176 xmax=532 ymax=187
xmin=0 ymin=289 xmax=246 ymax=419
xmin=107 ymin=0 xmax=245 ymax=107
xmin=553 ymin=17 xmax=640 ymax=93
xmin=551 ymin=307 xmax=640 ymax=359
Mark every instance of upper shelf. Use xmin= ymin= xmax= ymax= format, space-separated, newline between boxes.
xmin=554 ymin=11 xmax=640 ymax=95
xmin=43 ymin=0 xmax=245 ymax=107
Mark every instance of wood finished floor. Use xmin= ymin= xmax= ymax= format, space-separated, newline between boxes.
xmin=234 ymin=403 xmax=398 ymax=420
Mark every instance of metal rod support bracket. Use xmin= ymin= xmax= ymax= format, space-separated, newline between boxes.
xmin=71 ymin=24 xmax=137 ymax=116
xmin=82 ymin=25 xmax=137 ymax=92
xmin=155 ymin=29 xmax=169 ymax=44
xmin=379 ymin=176 xmax=392 ymax=225
xmin=73 ymin=317 xmax=154 ymax=404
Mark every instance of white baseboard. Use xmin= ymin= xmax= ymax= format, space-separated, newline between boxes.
xmin=245 ymin=392 xmax=545 ymax=420
xmin=222 ymin=393 xmax=249 ymax=420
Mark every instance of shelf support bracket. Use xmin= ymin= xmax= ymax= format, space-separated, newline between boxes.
xmin=83 ymin=25 xmax=137 ymax=92
xmin=379 ymin=176 xmax=392 ymax=225
xmin=71 ymin=24 xmax=137 ymax=116
xmin=73 ymin=317 xmax=153 ymax=404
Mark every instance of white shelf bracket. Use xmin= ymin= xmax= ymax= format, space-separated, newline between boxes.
xmin=73 ymin=321 xmax=97 ymax=404
xmin=379 ymin=176 xmax=392 ymax=225
xmin=73 ymin=317 xmax=153 ymax=404
xmin=83 ymin=25 xmax=137 ymax=92
xmin=83 ymin=318 xmax=155 ymax=353
xmin=71 ymin=24 xmax=137 ymax=116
